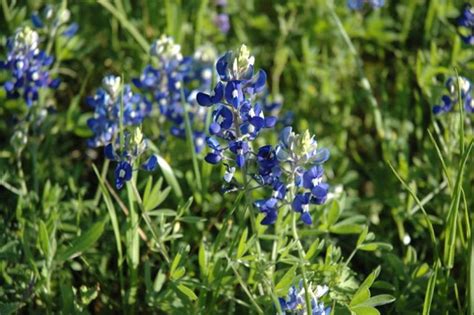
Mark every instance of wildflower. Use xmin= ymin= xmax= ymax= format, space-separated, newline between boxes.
xmin=0 ymin=27 xmax=59 ymax=106
xmin=279 ymin=282 xmax=331 ymax=315
xmin=197 ymin=45 xmax=274 ymax=170
xmin=133 ymin=36 xmax=216 ymax=153
xmin=104 ymin=128 xmax=158 ymax=189
xmin=213 ymin=0 xmax=230 ymax=34
xmin=214 ymin=14 xmax=230 ymax=33
xmin=31 ymin=5 xmax=79 ymax=38
xmin=274 ymin=127 xmax=330 ymax=225
xmin=196 ymin=46 xmax=329 ymax=225
xmin=86 ymin=75 xmax=152 ymax=148
xmin=432 ymin=76 xmax=473 ymax=114
xmin=347 ymin=0 xmax=384 ymax=10
xmin=457 ymin=4 xmax=474 ymax=45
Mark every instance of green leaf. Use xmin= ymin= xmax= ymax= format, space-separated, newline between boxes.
xmin=326 ymin=200 xmax=341 ymax=226
xmin=351 ymin=267 xmax=381 ymax=306
xmin=330 ymin=223 xmax=364 ymax=235
xmin=351 ymin=288 xmax=370 ymax=306
xmin=357 ymin=226 xmax=369 ymax=247
xmin=142 ymin=176 xmax=154 ymax=208
xmin=92 ymin=164 xmax=123 ymax=262
xmin=171 ymin=266 xmax=186 ymax=280
xmin=357 ymin=294 xmax=396 ymax=307
xmin=423 ymin=261 xmax=439 ymax=315
xmin=38 ymin=220 xmax=50 ymax=257
xmin=170 ymin=252 xmax=182 ymax=276
xmin=144 ymin=179 xmax=171 ymax=212
xmin=155 ymin=153 xmax=183 ymax=199
xmin=275 ymin=266 xmax=297 ymax=296
xmin=199 ymin=242 xmax=207 ymax=276
xmin=305 ymin=238 xmax=324 ymax=260
xmin=358 ymin=242 xmax=393 ymax=252
xmin=351 ymin=306 xmax=380 ymax=315
xmin=237 ymin=228 xmax=248 ymax=259
xmin=153 ymin=269 xmax=166 ymax=293
xmin=177 ymin=284 xmax=198 ymax=301
xmin=57 ymin=219 xmax=106 ymax=261
xmin=414 ymin=263 xmax=430 ymax=278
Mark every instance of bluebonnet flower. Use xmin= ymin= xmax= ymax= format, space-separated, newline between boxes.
xmin=197 ymin=46 xmax=329 ymax=225
xmin=86 ymin=75 xmax=152 ymax=148
xmin=0 ymin=27 xmax=59 ymax=106
xmin=213 ymin=0 xmax=230 ymax=34
xmin=457 ymin=4 xmax=474 ymax=45
xmin=274 ymin=127 xmax=330 ymax=225
xmin=214 ymin=14 xmax=230 ymax=33
xmin=347 ymin=0 xmax=384 ymax=10
xmin=197 ymin=45 xmax=274 ymax=169
xmin=432 ymin=76 xmax=473 ymax=114
xmin=254 ymin=181 xmax=286 ymax=224
xmin=133 ymin=36 xmax=215 ymax=153
xmin=104 ymin=128 xmax=158 ymax=189
xmin=31 ymin=5 xmax=79 ymax=39
xmin=279 ymin=282 xmax=331 ymax=315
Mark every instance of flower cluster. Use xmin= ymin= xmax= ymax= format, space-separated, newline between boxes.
xmin=457 ymin=4 xmax=474 ymax=45
xmin=254 ymin=127 xmax=330 ymax=225
xmin=0 ymin=27 xmax=60 ymax=106
xmin=197 ymin=44 xmax=274 ymax=167
xmin=86 ymin=75 xmax=152 ymax=147
xmin=347 ymin=0 xmax=384 ymax=10
xmin=432 ymin=76 xmax=473 ymax=115
xmin=31 ymin=5 xmax=79 ymax=39
xmin=213 ymin=0 xmax=230 ymax=34
xmin=87 ymin=75 xmax=156 ymax=189
xmin=279 ymin=282 xmax=331 ymax=315
xmin=104 ymin=128 xmax=158 ymax=189
xmin=196 ymin=45 xmax=329 ymax=225
xmin=133 ymin=35 xmax=215 ymax=153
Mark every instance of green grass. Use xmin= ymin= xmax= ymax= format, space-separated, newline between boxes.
xmin=0 ymin=0 xmax=473 ymax=314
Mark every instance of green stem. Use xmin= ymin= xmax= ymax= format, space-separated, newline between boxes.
xmin=126 ymin=170 xmax=139 ymax=312
xmin=130 ymin=181 xmax=170 ymax=263
xmin=93 ymin=159 xmax=110 ymax=206
xmin=291 ymin=212 xmax=312 ymax=315
xmin=194 ymin=0 xmax=209 ymax=49
xmin=180 ymin=85 xmax=202 ymax=192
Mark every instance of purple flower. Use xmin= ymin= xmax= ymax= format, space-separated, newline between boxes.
xmin=114 ymin=161 xmax=132 ymax=190
xmin=0 ymin=27 xmax=58 ymax=106
xmin=214 ymin=13 xmax=230 ymax=33
xmin=457 ymin=4 xmax=474 ymax=45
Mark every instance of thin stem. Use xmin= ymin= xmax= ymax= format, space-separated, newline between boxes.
xmin=287 ymin=158 xmax=312 ymax=314
xmin=228 ymin=258 xmax=264 ymax=314
xmin=130 ymin=180 xmax=170 ymax=263
xmin=292 ymin=212 xmax=312 ymax=315
xmin=93 ymin=159 xmax=110 ymax=206
xmin=180 ymin=85 xmax=202 ymax=192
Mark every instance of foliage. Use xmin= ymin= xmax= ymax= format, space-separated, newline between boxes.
xmin=0 ymin=0 xmax=473 ymax=314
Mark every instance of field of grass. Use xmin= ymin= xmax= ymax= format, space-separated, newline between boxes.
xmin=0 ymin=0 xmax=473 ymax=314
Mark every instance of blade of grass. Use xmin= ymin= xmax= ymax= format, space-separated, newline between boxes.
xmin=98 ymin=0 xmax=149 ymax=53
xmin=443 ymin=141 xmax=473 ymax=268
xmin=92 ymin=164 xmax=125 ymax=303
xmin=147 ymin=141 xmax=183 ymax=199
xmin=387 ymin=161 xmax=438 ymax=256
xmin=422 ymin=260 xmax=439 ymax=315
